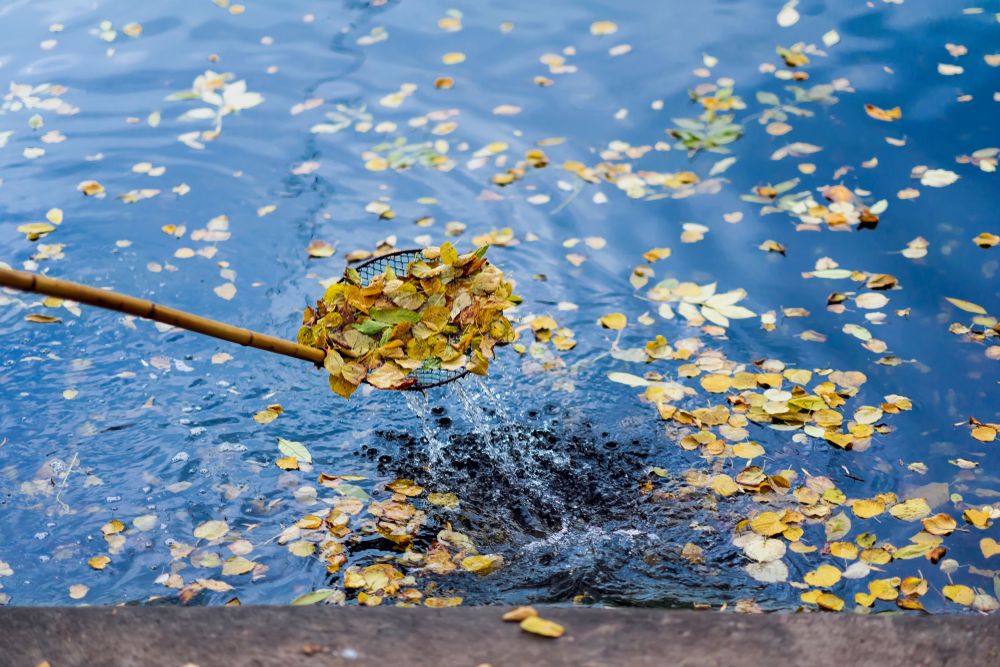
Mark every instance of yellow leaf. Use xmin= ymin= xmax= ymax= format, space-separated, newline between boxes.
xmin=816 ymin=593 xmax=844 ymax=611
xmin=701 ymin=375 xmax=731 ymax=393
xmin=852 ymin=498 xmax=885 ymax=519
xmin=945 ymin=297 xmax=987 ymax=314
xmin=428 ymin=492 xmax=459 ymax=508
xmin=782 ymin=525 xmax=804 ymax=542
xmin=196 ymin=578 xmax=234 ymax=592
xmin=711 ymin=474 xmax=739 ymax=497
xmin=800 ymin=590 xmax=823 ymax=604
xmin=829 ymin=542 xmax=857 ymax=560
xmin=590 ymin=21 xmax=618 ymax=35
xmin=221 ymin=556 xmax=256 ymax=576
xmin=599 ymin=313 xmax=627 ymax=329
xmin=102 ymin=520 xmax=125 ymax=535
xmin=275 ymin=456 xmax=299 ymax=470
xmin=864 ymin=104 xmax=901 ymax=121
xmin=253 ymin=410 xmax=279 ymax=424
xmin=520 ymin=616 xmax=565 ymax=637
xmin=194 ymin=520 xmax=229 ymax=541
xmin=896 ymin=598 xmax=926 ymax=612
xmin=964 ymin=508 xmax=990 ymax=528
xmin=288 ymin=541 xmax=315 ymax=557
xmin=943 ymin=584 xmax=975 ymax=606
xmin=869 ymin=579 xmax=898 ymax=601
xmin=387 ymin=479 xmax=424 ymax=497
xmin=855 ymin=592 xmax=876 ymax=607
xmin=920 ymin=513 xmax=956 ymax=536
xmin=424 ymin=596 xmax=463 ymax=607
xmin=502 ymin=606 xmax=538 ymax=621
xmin=358 ymin=591 xmax=383 ymax=606
xmin=859 ymin=548 xmax=891 ymax=564
xmin=803 ymin=564 xmax=841 ymax=588
xmin=750 ymin=512 xmax=787 ymax=536
xmin=789 ymin=542 xmax=817 ymax=553
xmin=982 ymin=538 xmax=1000 ymax=558
xmin=442 ymin=52 xmax=466 ymax=64
xmin=889 ymin=498 xmax=931 ymax=521
xmin=900 ymin=577 xmax=928 ymax=597
xmin=972 ymin=426 xmax=996 ymax=442
xmin=733 ymin=442 xmax=765 ymax=459
xmin=641 ymin=247 xmax=672 ymax=262
xmin=88 ymin=556 xmax=111 ymax=570
xmin=461 ymin=554 xmax=504 ymax=575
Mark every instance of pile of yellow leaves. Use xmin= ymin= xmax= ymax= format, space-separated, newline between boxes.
xmin=298 ymin=243 xmax=519 ymax=398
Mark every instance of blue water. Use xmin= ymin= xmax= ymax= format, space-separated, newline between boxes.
xmin=1 ymin=0 xmax=999 ymax=613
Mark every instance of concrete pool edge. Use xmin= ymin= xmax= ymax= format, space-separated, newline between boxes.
xmin=1 ymin=607 xmax=998 ymax=666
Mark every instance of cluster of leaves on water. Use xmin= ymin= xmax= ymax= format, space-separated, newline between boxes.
xmin=298 ymin=244 xmax=518 ymax=397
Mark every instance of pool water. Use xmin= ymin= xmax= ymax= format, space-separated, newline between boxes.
xmin=1 ymin=0 xmax=999 ymax=613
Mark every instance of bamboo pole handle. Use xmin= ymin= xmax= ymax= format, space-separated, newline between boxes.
xmin=0 ymin=267 xmax=326 ymax=366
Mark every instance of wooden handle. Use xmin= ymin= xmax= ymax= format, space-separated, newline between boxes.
xmin=0 ymin=267 xmax=326 ymax=366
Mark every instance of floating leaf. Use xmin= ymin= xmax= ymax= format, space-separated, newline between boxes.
xmin=277 ymin=437 xmax=312 ymax=463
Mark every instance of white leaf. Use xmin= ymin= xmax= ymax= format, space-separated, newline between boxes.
xmin=937 ymin=63 xmax=964 ymax=76
xmin=311 ymin=122 xmax=350 ymax=134
xmin=869 ymin=199 xmax=888 ymax=214
xmin=178 ymin=108 xmax=217 ymax=121
xmin=842 ymin=561 xmax=871 ymax=579
xmin=700 ymin=306 xmax=730 ymax=328
xmin=606 ymin=372 xmax=650 ymax=387
xmin=811 ymin=269 xmax=853 ymax=279
xmin=777 ymin=1 xmax=800 ymax=27
xmin=746 ymin=559 xmax=788 ymax=582
xmin=705 ymin=289 xmax=746 ymax=308
xmin=744 ymin=536 xmax=786 ymax=562
xmin=822 ymin=30 xmax=841 ymax=47
xmin=708 ymin=157 xmax=736 ymax=176
xmin=678 ymin=302 xmax=702 ymax=321
xmin=277 ymin=437 xmax=312 ymax=463
xmin=611 ymin=348 xmax=650 ymax=363
xmin=227 ymin=92 xmax=264 ymax=111
xmin=920 ymin=169 xmax=959 ymax=187
xmin=711 ymin=304 xmax=757 ymax=319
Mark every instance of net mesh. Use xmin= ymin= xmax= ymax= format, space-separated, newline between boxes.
xmin=348 ymin=250 xmax=470 ymax=391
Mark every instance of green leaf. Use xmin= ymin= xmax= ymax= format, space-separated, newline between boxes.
xmin=277 ymin=437 xmax=312 ymax=463
xmin=473 ymin=245 xmax=489 ymax=259
xmin=773 ymin=178 xmax=801 ymax=194
xmin=672 ymin=117 xmax=705 ymax=131
xmin=352 ymin=319 xmax=393 ymax=335
xmin=756 ymin=91 xmax=780 ymax=106
xmin=892 ymin=543 xmax=933 ymax=560
xmin=164 ymin=90 xmax=201 ymax=101
xmin=291 ymin=589 xmax=336 ymax=606
xmin=370 ymin=307 xmax=421 ymax=325
xmin=811 ymin=269 xmax=853 ymax=279
xmin=336 ymin=484 xmax=369 ymax=500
